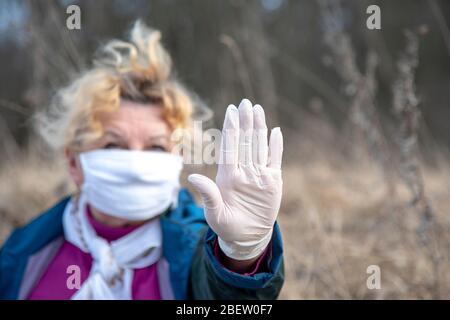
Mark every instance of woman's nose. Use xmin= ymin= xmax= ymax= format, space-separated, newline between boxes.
xmin=128 ymin=141 xmax=145 ymax=151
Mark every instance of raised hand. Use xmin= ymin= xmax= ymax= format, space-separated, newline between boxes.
xmin=188 ymin=98 xmax=283 ymax=261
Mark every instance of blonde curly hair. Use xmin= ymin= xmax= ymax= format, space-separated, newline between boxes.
xmin=37 ymin=20 xmax=210 ymax=151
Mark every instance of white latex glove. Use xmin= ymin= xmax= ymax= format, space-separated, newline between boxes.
xmin=188 ymin=98 xmax=283 ymax=260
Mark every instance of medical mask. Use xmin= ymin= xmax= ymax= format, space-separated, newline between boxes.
xmin=79 ymin=149 xmax=183 ymax=221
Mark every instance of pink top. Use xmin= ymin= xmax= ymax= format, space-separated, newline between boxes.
xmin=28 ymin=206 xmax=268 ymax=300
xmin=28 ymin=207 xmax=161 ymax=300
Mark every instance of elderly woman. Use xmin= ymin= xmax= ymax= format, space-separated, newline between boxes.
xmin=0 ymin=21 xmax=284 ymax=300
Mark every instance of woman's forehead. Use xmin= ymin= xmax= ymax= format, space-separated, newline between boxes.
xmin=99 ymin=100 xmax=170 ymax=136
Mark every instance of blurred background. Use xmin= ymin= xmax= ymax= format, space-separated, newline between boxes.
xmin=0 ymin=0 xmax=449 ymax=299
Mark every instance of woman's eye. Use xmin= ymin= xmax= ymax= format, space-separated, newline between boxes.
xmin=104 ymin=143 xmax=121 ymax=149
xmin=149 ymin=145 xmax=167 ymax=152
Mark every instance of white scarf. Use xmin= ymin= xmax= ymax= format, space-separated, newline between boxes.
xmin=63 ymin=193 xmax=163 ymax=300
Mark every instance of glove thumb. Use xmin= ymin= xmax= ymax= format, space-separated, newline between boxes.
xmin=187 ymin=174 xmax=222 ymax=210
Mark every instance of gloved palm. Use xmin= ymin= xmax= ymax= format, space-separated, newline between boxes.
xmin=188 ymin=99 xmax=283 ymax=260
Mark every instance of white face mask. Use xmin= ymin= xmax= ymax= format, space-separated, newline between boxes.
xmin=79 ymin=149 xmax=183 ymax=221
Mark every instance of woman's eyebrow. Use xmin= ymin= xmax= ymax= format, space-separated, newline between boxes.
xmin=104 ymin=129 xmax=125 ymax=140
xmin=146 ymin=134 xmax=169 ymax=143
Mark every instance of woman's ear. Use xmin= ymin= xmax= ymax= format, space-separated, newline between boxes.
xmin=65 ymin=148 xmax=84 ymax=188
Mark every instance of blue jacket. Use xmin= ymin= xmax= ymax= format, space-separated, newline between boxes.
xmin=0 ymin=189 xmax=284 ymax=300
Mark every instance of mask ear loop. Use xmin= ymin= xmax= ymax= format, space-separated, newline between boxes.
xmin=170 ymin=184 xmax=179 ymax=209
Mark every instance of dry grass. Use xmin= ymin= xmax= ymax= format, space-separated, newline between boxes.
xmin=279 ymin=158 xmax=450 ymax=299
xmin=0 ymin=141 xmax=73 ymax=242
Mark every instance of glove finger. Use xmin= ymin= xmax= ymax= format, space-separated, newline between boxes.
xmin=268 ymin=127 xmax=283 ymax=169
xmin=253 ymin=104 xmax=268 ymax=167
xmin=219 ymin=105 xmax=239 ymax=171
xmin=238 ymin=99 xmax=253 ymax=167
xmin=187 ymin=174 xmax=222 ymax=210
